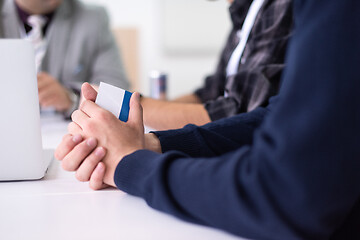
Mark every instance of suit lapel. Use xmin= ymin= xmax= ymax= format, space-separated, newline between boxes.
xmin=0 ymin=0 xmax=21 ymax=38
xmin=42 ymin=0 xmax=73 ymax=80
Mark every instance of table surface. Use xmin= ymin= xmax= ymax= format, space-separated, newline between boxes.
xmin=0 ymin=114 xmax=245 ymax=240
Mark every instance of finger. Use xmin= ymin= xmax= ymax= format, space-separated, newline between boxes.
xmin=71 ymin=109 xmax=90 ymax=129
xmin=81 ymin=82 xmax=97 ymax=101
xmin=75 ymin=147 xmax=106 ymax=182
xmin=37 ymin=72 xmax=46 ymax=83
xmin=89 ymin=162 xmax=108 ymax=190
xmin=38 ymin=87 xmax=54 ymax=103
xmin=38 ymin=86 xmax=62 ymax=107
xmin=38 ymin=81 xmax=52 ymax=91
xmin=37 ymin=71 xmax=49 ymax=79
xmin=79 ymin=100 xmax=102 ymax=118
xmin=37 ymin=74 xmax=53 ymax=90
xmin=128 ymin=92 xmax=144 ymax=126
xmin=38 ymin=80 xmax=51 ymax=90
xmin=40 ymin=100 xmax=54 ymax=108
xmin=62 ymin=137 xmax=98 ymax=171
xmin=55 ymin=134 xmax=83 ymax=160
xmin=40 ymin=96 xmax=58 ymax=108
xmin=68 ymin=122 xmax=82 ymax=136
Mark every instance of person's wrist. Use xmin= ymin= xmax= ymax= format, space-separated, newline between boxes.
xmin=62 ymin=89 xmax=79 ymax=116
xmin=144 ymin=133 xmax=162 ymax=153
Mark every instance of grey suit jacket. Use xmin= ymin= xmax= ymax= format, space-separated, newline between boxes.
xmin=0 ymin=0 xmax=130 ymax=93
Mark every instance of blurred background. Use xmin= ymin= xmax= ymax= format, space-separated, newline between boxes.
xmin=82 ymin=0 xmax=231 ymax=98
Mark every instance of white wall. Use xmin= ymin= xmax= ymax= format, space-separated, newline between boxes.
xmin=81 ymin=0 xmax=231 ymax=98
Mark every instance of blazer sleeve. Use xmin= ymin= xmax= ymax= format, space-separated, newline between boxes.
xmin=113 ymin=1 xmax=360 ymax=239
xmin=87 ymin=7 xmax=130 ymax=90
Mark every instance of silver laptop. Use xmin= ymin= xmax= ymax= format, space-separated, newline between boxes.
xmin=0 ymin=40 xmax=53 ymax=181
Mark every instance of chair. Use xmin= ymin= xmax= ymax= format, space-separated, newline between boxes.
xmin=112 ymin=27 xmax=139 ymax=91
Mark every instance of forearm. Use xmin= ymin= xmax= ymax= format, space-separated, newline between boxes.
xmin=114 ymin=1 xmax=360 ymax=239
xmin=172 ymin=94 xmax=202 ymax=103
xmin=115 ymin=150 xmax=294 ymax=239
xmin=62 ymin=88 xmax=79 ymax=118
xmin=141 ymin=97 xmax=211 ymax=131
xmin=115 ymin=141 xmax=358 ymax=240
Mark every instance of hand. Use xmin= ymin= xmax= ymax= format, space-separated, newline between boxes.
xmin=55 ymin=83 xmax=160 ymax=189
xmin=55 ymin=134 xmax=109 ymax=190
xmin=38 ymin=72 xmax=72 ymax=111
xmin=73 ymin=93 xmax=145 ymax=186
xmin=79 ymin=84 xmax=99 ymax=107
xmin=55 ymin=132 xmax=162 ymax=190
xmin=66 ymin=83 xmax=145 ymax=187
xmin=55 ymin=83 xmax=109 ymax=190
xmin=74 ymin=83 xmax=161 ymax=155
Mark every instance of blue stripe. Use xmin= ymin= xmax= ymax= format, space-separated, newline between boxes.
xmin=119 ymin=91 xmax=132 ymax=122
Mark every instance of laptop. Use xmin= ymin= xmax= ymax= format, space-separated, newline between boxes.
xmin=0 ymin=40 xmax=53 ymax=181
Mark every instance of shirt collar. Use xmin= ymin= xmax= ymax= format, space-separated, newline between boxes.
xmin=229 ymin=0 xmax=254 ymax=30
xmin=14 ymin=2 xmax=55 ymax=34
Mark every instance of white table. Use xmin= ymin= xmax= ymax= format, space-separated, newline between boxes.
xmin=0 ymin=115 xmax=245 ymax=240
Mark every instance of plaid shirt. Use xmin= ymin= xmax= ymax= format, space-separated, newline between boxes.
xmin=195 ymin=0 xmax=293 ymax=121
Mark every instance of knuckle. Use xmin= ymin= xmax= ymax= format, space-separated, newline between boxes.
xmin=97 ymin=110 xmax=108 ymax=121
xmin=87 ymin=154 xmax=100 ymax=166
xmin=61 ymin=155 xmax=81 ymax=172
xmin=83 ymin=120 xmax=93 ymax=132
xmin=64 ymin=138 xmax=75 ymax=149
xmin=78 ymin=140 xmax=93 ymax=153
xmin=79 ymin=100 xmax=86 ymax=110
xmin=71 ymin=110 xmax=78 ymax=121
xmin=62 ymin=133 xmax=71 ymax=141
xmin=68 ymin=122 xmax=81 ymax=135
xmin=98 ymin=109 xmax=114 ymax=122
xmin=81 ymin=100 xmax=91 ymax=112
xmin=83 ymin=100 xmax=91 ymax=108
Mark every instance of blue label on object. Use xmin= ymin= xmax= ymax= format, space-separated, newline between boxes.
xmin=119 ymin=91 xmax=132 ymax=122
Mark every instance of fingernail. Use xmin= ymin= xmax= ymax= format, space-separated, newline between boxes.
xmin=87 ymin=138 xmax=97 ymax=148
xmin=72 ymin=134 xmax=82 ymax=143
xmin=135 ymin=92 xmax=140 ymax=101
xmin=94 ymin=147 xmax=105 ymax=157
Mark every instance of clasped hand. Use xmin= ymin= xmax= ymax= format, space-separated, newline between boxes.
xmin=55 ymin=83 xmax=145 ymax=189
xmin=38 ymin=72 xmax=72 ymax=111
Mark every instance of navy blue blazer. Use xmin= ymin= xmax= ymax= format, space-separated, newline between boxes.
xmin=114 ymin=0 xmax=360 ymax=239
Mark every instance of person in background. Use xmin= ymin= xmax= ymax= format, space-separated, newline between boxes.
xmin=142 ymin=0 xmax=293 ymax=130
xmin=0 ymin=0 xmax=129 ymax=116
xmin=55 ymin=0 xmax=360 ymax=239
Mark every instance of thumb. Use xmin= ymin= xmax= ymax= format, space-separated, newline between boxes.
xmin=81 ymin=82 xmax=97 ymax=101
xmin=128 ymin=92 xmax=143 ymax=126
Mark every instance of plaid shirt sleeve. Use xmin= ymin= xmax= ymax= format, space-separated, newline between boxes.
xmin=195 ymin=0 xmax=293 ymax=121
